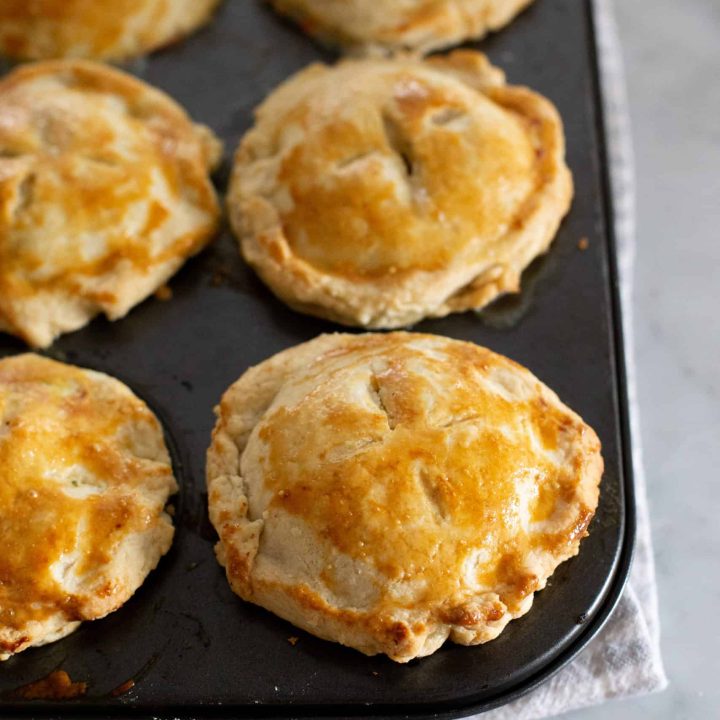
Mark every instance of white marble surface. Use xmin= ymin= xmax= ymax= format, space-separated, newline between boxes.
xmin=563 ymin=1 xmax=720 ymax=718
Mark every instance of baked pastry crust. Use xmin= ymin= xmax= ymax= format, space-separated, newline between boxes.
xmin=0 ymin=354 xmax=177 ymax=660
xmin=0 ymin=0 xmax=221 ymax=61
xmin=0 ymin=59 xmax=221 ymax=348
xmin=207 ymin=332 xmax=602 ymax=662
xmin=269 ymin=0 xmax=533 ymax=55
xmin=228 ymin=51 xmax=572 ymax=329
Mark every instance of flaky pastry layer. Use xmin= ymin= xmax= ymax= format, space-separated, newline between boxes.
xmin=0 ymin=354 xmax=177 ymax=660
xmin=207 ymin=333 xmax=602 ymax=662
xmin=269 ymin=0 xmax=533 ymax=55
xmin=0 ymin=60 xmax=221 ymax=347
xmin=0 ymin=0 xmax=220 ymax=61
xmin=229 ymin=51 xmax=572 ymax=329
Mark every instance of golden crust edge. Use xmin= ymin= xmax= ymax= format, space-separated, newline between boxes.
xmin=0 ymin=354 xmax=178 ymax=659
xmin=0 ymin=0 xmax=222 ymax=62
xmin=0 ymin=59 xmax=222 ymax=348
xmin=206 ymin=333 xmax=603 ymax=662
xmin=268 ymin=0 xmax=534 ymax=57
xmin=227 ymin=51 xmax=573 ymax=329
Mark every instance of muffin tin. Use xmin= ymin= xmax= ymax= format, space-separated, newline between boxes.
xmin=0 ymin=0 xmax=635 ymax=717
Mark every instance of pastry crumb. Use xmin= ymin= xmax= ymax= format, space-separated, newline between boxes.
xmin=288 ymin=636 xmax=299 ymax=646
xmin=111 ymin=679 xmax=135 ymax=697
xmin=577 ymin=237 xmax=589 ymax=251
xmin=154 ymin=284 xmax=173 ymax=301
xmin=11 ymin=670 xmax=87 ymax=700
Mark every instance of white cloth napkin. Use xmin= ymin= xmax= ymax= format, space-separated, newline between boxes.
xmin=480 ymin=1 xmax=668 ymax=717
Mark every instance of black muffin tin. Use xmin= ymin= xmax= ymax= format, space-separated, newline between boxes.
xmin=0 ymin=0 xmax=635 ymax=717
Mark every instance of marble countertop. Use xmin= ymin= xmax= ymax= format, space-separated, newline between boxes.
xmin=565 ymin=1 xmax=720 ymax=718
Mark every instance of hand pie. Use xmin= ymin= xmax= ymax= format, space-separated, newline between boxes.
xmin=269 ymin=0 xmax=533 ymax=55
xmin=207 ymin=332 xmax=602 ymax=662
xmin=228 ymin=51 xmax=572 ymax=329
xmin=0 ymin=60 xmax=221 ymax=348
xmin=0 ymin=0 xmax=220 ymax=61
xmin=0 ymin=354 xmax=177 ymax=660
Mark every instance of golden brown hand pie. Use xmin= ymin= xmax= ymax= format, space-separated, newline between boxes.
xmin=269 ymin=0 xmax=533 ymax=55
xmin=0 ymin=0 xmax=221 ymax=61
xmin=207 ymin=332 xmax=602 ymax=662
xmin=0 ymin=354 xmax=177 ymax=660
xmin=0 ymin=59 xmax=221 ymax=348
xmin=228 ymin=51 xmax=572 ymax=329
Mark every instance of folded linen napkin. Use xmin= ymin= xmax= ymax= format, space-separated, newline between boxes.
xmin=480 ymin=1 xmax=668 ymax=717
